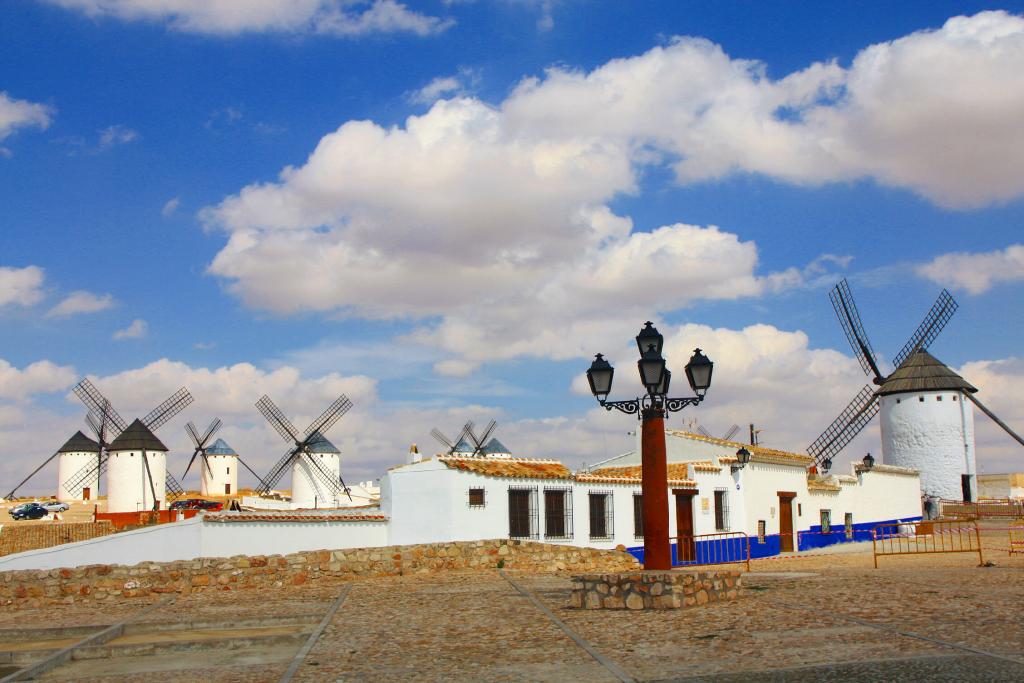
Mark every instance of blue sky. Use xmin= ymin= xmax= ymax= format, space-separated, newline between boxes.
xmin=2 ymin=1 xmax=1024 ymax=494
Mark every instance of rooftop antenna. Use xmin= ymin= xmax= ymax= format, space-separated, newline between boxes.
xmin=807 ymin=279 xmax=958 ymax=469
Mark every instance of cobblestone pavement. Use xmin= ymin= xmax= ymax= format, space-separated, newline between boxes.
xmin=4 ymin=528 xmax=1024 ymax=682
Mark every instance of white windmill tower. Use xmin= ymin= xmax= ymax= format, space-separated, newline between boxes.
xmin=254 ymin=394 xmax=354 ymax=509
xmin=61 ymin=379 xmax=193 ymax=513
xmin=181 ymin=419 xmax=263 ymax=497
xmin=56 ymin=431 xmax=101 ymax=501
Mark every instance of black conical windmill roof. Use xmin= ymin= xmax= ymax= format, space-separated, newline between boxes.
xmin=58 ymin=430 xmax=100 ymax=453
xmin=108 ymin=418 xmax=169 ymax=452
xmin=876 ymin=349 xmax=978 ymax=397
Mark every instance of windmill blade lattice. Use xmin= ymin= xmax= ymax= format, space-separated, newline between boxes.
xmin=295 ymin=451 xmax=351 ymax=501
xmin=303 ymin=395 xmax=353 ymax=440
xmin=807 ymin=385 xmax=880 ymax=467
xmin=256 ymin=395 xmax=302 ymax=443
xmin=165 ymin=471 xmax=186 ymax=500
xmin=73 ymin=379 xmax=127 ymax=438
xmin=143 ymin=387 xmax=194 ymax=432
xmin=63 ymin=454 xmax=109 ymax=495
xmin=830 ymin=279 xmax=883 ymax=381
xmin=722 ymin=424 xmax=741 ymax=441
xmin=256 ymin=446 xmax=302 ymax=494
xmin=891 ymin=289 xmax=958 ymax=370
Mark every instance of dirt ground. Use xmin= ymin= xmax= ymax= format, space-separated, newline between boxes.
xmin=2 ymin=521 xmax=1023 ymax=682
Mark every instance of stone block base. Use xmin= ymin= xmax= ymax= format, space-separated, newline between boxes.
xmin=570 ymin=569 xmax=742 ymax=610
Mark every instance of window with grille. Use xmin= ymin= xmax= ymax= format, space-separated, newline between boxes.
xmin=508 ymin=487 xmax=538 ymax=539
xmin=588 ymin=492 xmax=613 ymax=539
xmin=633 ymin=493 xmax=643 ymax=538
xmin=544 ymin=487 xmax=573 ymax=539
xmin=714 ymin=489 xmax=729 ymax=531
xmin=844 ymin=512 xmax=853 ymax=540
xmin=820 ymin=509 xmax=831 ymax=534
xmin=757 ymin=520 xmax=766 ymax=544
xmin=468 ymin=487 xmax=485 ymax=507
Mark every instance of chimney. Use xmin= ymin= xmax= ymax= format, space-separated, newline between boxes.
xmin=409 ymin=443 xmax=422 ymax=464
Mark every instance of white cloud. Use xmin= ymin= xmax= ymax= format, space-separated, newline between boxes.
xmin=0 ymin=265 xmax=46 ymax=308
xmin=0 ymin=359 xmax=77 ymax=400
xmin=917 ymin=244 xmax=1024 ymax=294
xmin=113 ymin=318 xmax=148 ymax=340
xmin=97 ymin=124 xmax=138 ymax=149
xmin=45 ymin=291 xmax=115 ymax=318
xmin=162 ymin=197 xmax=181 ymax=217
xmin=0 ymin=92 xmax=52 ymax=144
xmin=959 ymin=358 xmax=1024 ymax=473
xmin=44 ymin=0 xmax=453 ymax=37
xmin=408 ymin=67 xmax=482 ymax=105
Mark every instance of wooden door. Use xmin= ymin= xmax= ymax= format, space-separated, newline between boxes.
xmin=778 ymin=492 xmax=796 ymax=552
xmin=675 ymin=491 xmax=696 ymax=563
xmin=225 ymin=484 xmax=231 ymax=495
xmin=82 ymin=487 xmax=91 ymax=501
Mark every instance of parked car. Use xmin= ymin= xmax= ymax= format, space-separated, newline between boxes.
xmin=10 ymin=503 xmax=49 ymax=520
xmin=169 ymin=499 xmax=223 ymax=512
xmin=41 ymin=501 xmax=70 ymax=513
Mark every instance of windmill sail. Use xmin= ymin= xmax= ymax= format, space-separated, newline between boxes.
xmin=891 ymin=289 xmax=958 ymax=370
xmin=830 ymin=279 xmax=883 ymax=381
xmin=807 ymin=385 xmax=880 ymax=468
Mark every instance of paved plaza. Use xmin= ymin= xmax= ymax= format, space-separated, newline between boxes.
xmin=2 ymin=526 xmax=1023 ymax=682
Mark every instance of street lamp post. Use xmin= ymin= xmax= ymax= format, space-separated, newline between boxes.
xmin=586 ymin=322 xmax=713 ymax=570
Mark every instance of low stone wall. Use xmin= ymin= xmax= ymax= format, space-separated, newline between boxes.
xmin=571 ymin=569 xmax=742 ymax=610
xmin=0 ymin=539 xmax=638 ymax=607
xmin=0 ymin=522 xmax=115 ymax=558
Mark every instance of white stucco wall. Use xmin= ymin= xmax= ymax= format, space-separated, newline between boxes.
xmin=0 ymin=514 xmax=389 ymax=572
xmin=880 ymin=390 xmax=975 ymax=500
xmin=57 ymin=451 xmax=100 ymax=501
xmin=200 ymin=453 xmax=238 ymax=496
xmin=106 ymin=449 xmax=167 ymax=513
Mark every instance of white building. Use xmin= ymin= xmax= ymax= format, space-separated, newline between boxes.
xmin=877 ymin=349 xmax=978 ymax=502
xmin=56 ymin=431 xmax=101 ymax=502
xmin=200 ymin=438 xmax=238 ymax=497
xmin=106 ymin=419 xmax=168 ymax=513
xmin=383 ymin=430 xmax=922 ymax=560
xmin=291 ymin=431 xmax=345 ymax=509
xmin=977 ymin=473 xmax=1024 ymax=500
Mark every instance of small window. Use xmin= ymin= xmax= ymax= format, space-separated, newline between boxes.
xmin=953 ymin=395 xmax=958 ymax=401
xmin=226 ymin=467 xmax=230 ymax=474
xmin=468 ymin=487 xmax=485 ymax=507
xmin=798 ymin=503 xmax=802 ymax=516
xmin=757 ymin=520 xmax=766 ymax=544
xmin=820 ymin=509 xmax=831 ymax=535
xmin=845 ymin=512 xmax=853 ymax=540
xmin=588 ymin=492 xmax=613 ymax=539
xmin=896 ymin=398 xmax=901 ymax=404
xmin=544 ymin=488 xmax=573 ymax=539
xmin=936 ymin=395 xmax=943 ymax=402
xmin=919 ymin=396 xmax=925 ymax=402
xmin=714 ymin=489 xmax=729 ymax=531
xmin=633 ymin=493 xmax=643 ymax=538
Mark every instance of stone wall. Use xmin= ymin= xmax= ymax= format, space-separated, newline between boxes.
xmin=571 ymin=569 xmax=742 ymax=610
xmin=0 ymin=539 xmax=639 ymax=607
xmin=0 ymin=522 xmax=114 ymax=558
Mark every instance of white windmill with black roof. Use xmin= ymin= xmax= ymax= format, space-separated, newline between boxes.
xmin=809 ymin=279 xmax=1024 ymax=502
xmin=61 ymin=379 xmax=194 ymax=512
xmin=254 ymin=394 xmax=354 ymax=509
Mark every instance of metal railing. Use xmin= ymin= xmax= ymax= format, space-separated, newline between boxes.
xmin=872 ymin=518 xmax=983 ymax=568
xmin=1010 ymin=522 xmax=1024 ymax=556
xmin=674 ymin=531 xmax=750 ymax=571
xmin=940 ymin=499 xmax=1024 ymax=519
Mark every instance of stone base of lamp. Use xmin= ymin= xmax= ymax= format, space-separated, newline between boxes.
xmin=569 ymin=569 xmax=742 ymax=610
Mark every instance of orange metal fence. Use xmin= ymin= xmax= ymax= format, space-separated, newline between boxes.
xmin=1010 ymin=523 xmax=1024 ymax=556
xmin=872 ymin=518 xmax=983 ymax=568
xmin=674 ymin=531 xmax=751 ymax=571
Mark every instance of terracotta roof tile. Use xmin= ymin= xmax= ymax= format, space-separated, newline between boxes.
xmin=583 ymin=463 xmax=697 ymax=487
xmin=665 ymin=430 xmax=814 ymax=466
xmin=438 ymin=456 xmax=572 ymax=480
xmin=205 ymin=512 xmax=388 ymax=523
